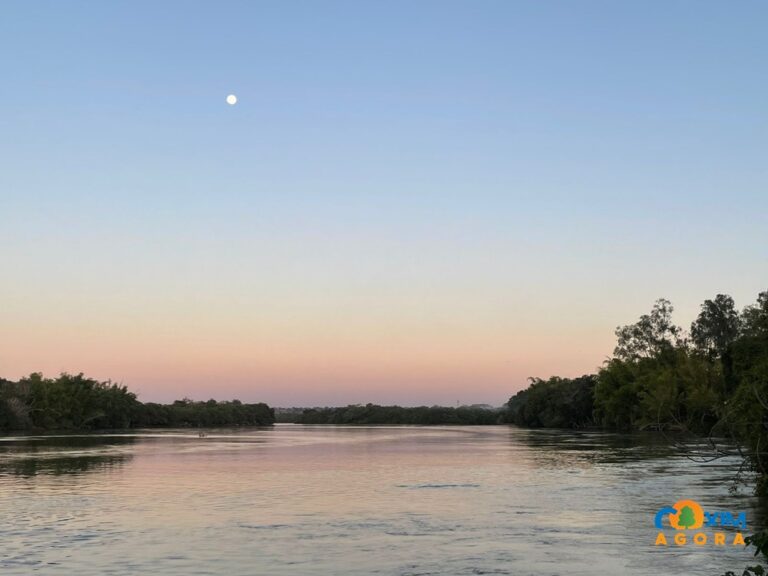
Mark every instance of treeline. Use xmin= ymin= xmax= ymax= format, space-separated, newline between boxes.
xmin=504 ymin=291 xmax=768 ymax=479
xmin=506 ymin=375 xmax=596 ymax=429
xmin=137 ymin=399 xmax=274 ymax=428
xmin=0 ymin=373 xmax=275 ymax=431
xmin=296 ymin=404 xmax=501 ymax=425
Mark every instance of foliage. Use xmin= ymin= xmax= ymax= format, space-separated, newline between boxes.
xmin=691 ymin=294 xmax=741 ymax=358
xmin=720 ymin=532 xmax=768 ymax=576
xmin=505 ymin=292 xmax=763 ymax=436
xmin=0 ymin=373 xmax=275 ymax=431
xmin=134 ymin=398 xmax=274 ymax=428
xmin=613 ymin=298 xmax=683 ymax=361
xmin=0 ymin=373 xmax=141 ymax=430
xmin=593 ymin=349 xmax=723 ymax=433
xmin=296 ymin=403 xmax=500 ymax=425
xmin=721 ymin=567 xmax=765 ymax=576
xmin=504 ymin=375 xmax=595 ymax=428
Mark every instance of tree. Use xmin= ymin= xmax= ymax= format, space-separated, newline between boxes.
xmin=593 ymin=358 xmax=640 ymax=429
xmin=691 ymin=294 xmax=741 ymax=358
xmin=614 ymin=299 xmax=683 ymax=361
xmin=505 ymin=375 xmax=596 ymax=428
xmin=678 ymin=506 xmax=696 ymax=529
xmin=742 ymin=291 xmax=768 ymax=337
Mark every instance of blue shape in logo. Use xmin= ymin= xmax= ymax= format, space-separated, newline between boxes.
xmin=655 ymin=506 xmax=678 ymax=529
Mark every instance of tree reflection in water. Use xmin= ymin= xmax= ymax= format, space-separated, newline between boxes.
xmin=0 ymin=434 xmax=135 ymax=477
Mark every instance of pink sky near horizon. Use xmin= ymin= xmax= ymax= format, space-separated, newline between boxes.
xmin=3 ymin=286 xmax=757 ymax=407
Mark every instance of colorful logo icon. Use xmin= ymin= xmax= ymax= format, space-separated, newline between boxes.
xmin=653 ymin=499 xmax=746 ymax=547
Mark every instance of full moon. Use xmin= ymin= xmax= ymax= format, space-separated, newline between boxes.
xmin=226 ymin=94 xmax=237 ymax=105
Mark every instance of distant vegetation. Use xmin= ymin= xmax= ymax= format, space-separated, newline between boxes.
xmin=504 ymin=291 xmax=768 ymax=484
xmin=0 ymin=373 xmax=275 ymax=431
xmin=291 ymin=404 xmax=501 ymax=425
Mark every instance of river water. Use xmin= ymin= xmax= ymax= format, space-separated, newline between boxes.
xmin=0 ymin=425 xmax=761 ymax=575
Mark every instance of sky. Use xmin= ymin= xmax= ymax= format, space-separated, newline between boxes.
xmin=1 ymin=1 xmax=766 ymax=406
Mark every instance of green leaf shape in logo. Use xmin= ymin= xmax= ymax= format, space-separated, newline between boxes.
xmin=678 ymin=505 xmax=696 ymax=529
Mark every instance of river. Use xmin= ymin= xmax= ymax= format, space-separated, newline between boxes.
xmin=0 ymin=425 xmax=760 ymax=575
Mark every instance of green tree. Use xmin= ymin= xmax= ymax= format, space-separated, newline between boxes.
xmin=691 ymin=294 xmax=741 ymax=358
xmin=613 ymin=299 xmax=682 ymax=361
xmin=594 ymin=359 xmax=640 ymax=430
xmin=678 ymin=506 xmax=696 ymax=529
xmin=742 ymin=291 xmax=768 ymax=337
xmin=505 ymin=375 xmax=596 ymax=429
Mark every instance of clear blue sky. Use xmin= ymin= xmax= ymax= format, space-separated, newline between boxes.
xmin=1 ymin=1 xmax=766 ymax=405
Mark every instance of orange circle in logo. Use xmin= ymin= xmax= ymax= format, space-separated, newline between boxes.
xmin=669 ymin=499 xmax=705 ymax=530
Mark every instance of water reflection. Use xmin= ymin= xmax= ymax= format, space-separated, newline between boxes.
xmin=514 ymin=427 xmax=744 ymax=466
xmin=0 ymin=434 xmax=136 ymax=477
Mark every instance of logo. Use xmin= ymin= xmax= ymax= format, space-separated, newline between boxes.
xmin=654 ymin=499 xmax=746 ymax=546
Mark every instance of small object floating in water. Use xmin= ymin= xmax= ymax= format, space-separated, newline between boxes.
xmin=198 ymin=432 xmax=207 ymax=438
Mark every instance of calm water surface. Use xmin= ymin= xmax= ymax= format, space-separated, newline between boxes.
xmin=0 ymin=426 xmax=760 ymax=575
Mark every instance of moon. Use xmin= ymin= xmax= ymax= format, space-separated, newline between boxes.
xmin=226 ymin=94 xmax=237 ymax=106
